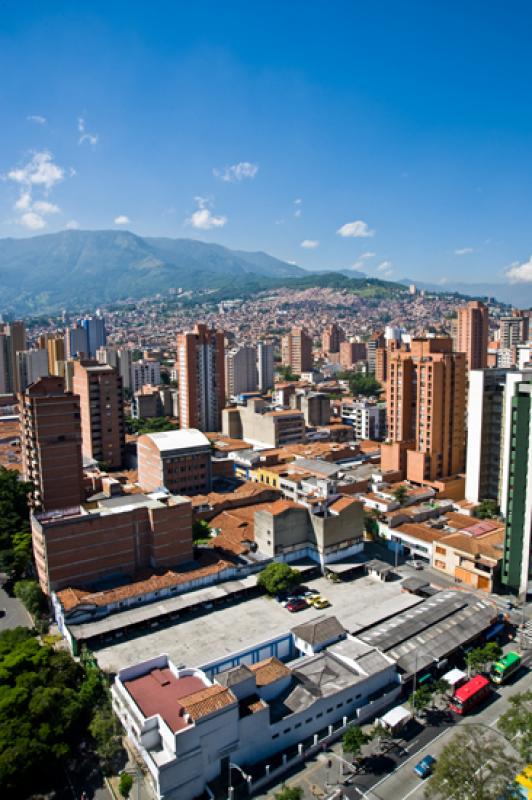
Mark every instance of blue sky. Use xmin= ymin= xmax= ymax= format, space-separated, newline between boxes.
xmin=1 ymin=1 xmax=532 ymax=285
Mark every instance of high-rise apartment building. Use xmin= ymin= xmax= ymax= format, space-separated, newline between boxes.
xmin=257 ymin=341 xmax=274 ymax=392
xmin=0 ymin=320 xmax=27 ymax=393
xmin=500 ymin=378 xmax=532 ymax=598
xmin=81 ymin=315 xmax=107 ymax=357
xmin=457 ymin=300 xmax=489 ymax=370
xmin=16 ymin=349 xmax=49 ymax=391
xmin=382 ymin=338 xmax=466 ymax=483
xmin=46 ymin=335 xmax=66 ymax=376
xmin=322 ymin=323 xmax=345 ymax=355
xmin=339 ymin=340 xmax=367 ymax=369
xmin=65 ymin=323 xmax=89 ymax=359
xmin=281 ymin=328 xmax=313 ymax=374
xmin=500 ymin=310 xmax=529 ymax=350
xmin=20 ymin=376 xmax=84 ymax=511
xmin=465 ymin=368 xmax=525 ymax=504
xmin=176 ymin=324 xmax=225 ymax=431
xmin=97 ymin=345 xmax=133 ymax=392
xmin=225 ymin=346 xmax=258 ymax=399
xmin=132 ymin=359 xmax=161 ymax=392
xmin=366 ymin=332 xmax=385 ymax=375
xmin=73 ymin=360 xmax=125 ymax=468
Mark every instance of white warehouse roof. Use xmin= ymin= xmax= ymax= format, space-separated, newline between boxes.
xmin=143 ymin=428 xmax=210 ymax=452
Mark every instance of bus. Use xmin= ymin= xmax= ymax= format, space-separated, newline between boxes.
xmin=490 ymin=651 xmax=521 ymax=685
xmin=448 ymin=675 xmax=491 ymax=715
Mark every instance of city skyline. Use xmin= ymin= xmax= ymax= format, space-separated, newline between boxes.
xmin=1 ymin=2 xmax=532 ymax=289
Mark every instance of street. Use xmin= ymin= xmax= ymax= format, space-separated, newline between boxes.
xmin=0 ymin=584 xmax=33 ymax=632
xmin=254 ymin=653 xmax=532 ymax=800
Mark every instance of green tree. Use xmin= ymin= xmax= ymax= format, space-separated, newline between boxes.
xmin=393 ymin=485 xmax=408 ymax=506
xmin=0 ymin=467 xmax=32 ymax=575
xmin=344 ymin=372 xmax=381 ymax=398
xmin=119 ymin=771 xmax=134 ymax=798
xmin=11 ymin=530 xmax=33 ymax=576
xmin=192 ymin=520 xmax=212 ymax=543
xmin=466 ymin=643 xmax=502 ymax=675
xmin=14 ymin=579 xmax=46 ymax=617
xmin=342 ymin=725 xmax=370 ymax=759
xmin=276 ymin=365 xmax=300 ymax=382
xmin=89 ymin=704 xmax=124 ymax=775
xmin=125 ymin=416 xmax=177 ymax=435
xmin=410 ymin=685 xmax=432 ymax=715
xmin=498 ymin=689 xmax=532 ymax=763
xmin=431 ymin=678 xmax=451 ymax=705
xmin=274 ymin=786 xmax=303 ymax=800
xmin=426 ymin=728 xmax=519 ymax=800
xmin=364 ymin=513 xmax=380 ymax=537
xmin=475 ymin=499 xmax=500 ymax=520
xmin=257 ymin=562 xmax=299 ymax=595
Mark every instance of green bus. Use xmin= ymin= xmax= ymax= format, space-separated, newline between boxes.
xmin=490 ymin=651 xmax=521 ymax=685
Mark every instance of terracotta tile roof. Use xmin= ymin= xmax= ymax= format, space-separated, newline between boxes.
xmin=182 ymin=684 xmax=236 ymax=720
xmin=239 ymin=695 xmax=268 ymax=716
xmin=266 ymin=499 xmax=306 ymax=516
xmin=329 ymin=496 xmax=359 ymax=513
xmin=441 ymin=530 xmax=504 ymax=561
xmin=249 ymin=656 xmax=291 ymax=686
xmin=57 ymin=551 xmax=234 ymax=611
xmin=394 ymin=522 xmax=447 ymax=544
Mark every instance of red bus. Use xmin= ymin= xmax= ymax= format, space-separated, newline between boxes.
xmin=448 ymin=675 xmax=491 ymax=715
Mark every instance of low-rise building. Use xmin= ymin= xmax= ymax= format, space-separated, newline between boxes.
xmin=138 ymin=429 xmax=212 ymax=496
xmin=32 ymin=492 xmax=193 ymax=595
xmin=223 ymin=398 xmax=305 ymax=448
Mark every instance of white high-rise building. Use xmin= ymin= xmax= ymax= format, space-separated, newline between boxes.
xmin=15 ymin=349 xmax=49 ymax=392
xmin=225 ymin=346 xmax=258 ymax=399
xmin=257 ymin=341 xmax=274 ymax=392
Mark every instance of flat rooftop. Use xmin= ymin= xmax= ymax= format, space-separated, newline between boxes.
xmin=143 ymin=428 xmax=210 ymax=452
xmin=93 ymin=572 xmax=422 ymax=674
xmin=124 ymin=668 xmax=205 ymax=732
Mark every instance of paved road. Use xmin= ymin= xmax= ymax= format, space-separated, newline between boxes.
xmin=0 ymin=585 xmax=32 ymax=632
xmin=346 ymin=659 xmax=532 ymax=800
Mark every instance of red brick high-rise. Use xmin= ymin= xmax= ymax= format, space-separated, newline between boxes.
xmin=19 ymin=376 xmax=84 ymax=511
xmin=73 ymin=360 xmax=125 ymax=469
xmin=176 ymin=324 xmax=225 ymax=431
xmin=457 ymin=300 xmax=489 ymax=370
xmin=281 ymin=327 xmax=313 ymax=374
xmin=381 ymin=338 xmax=466 ymax=483
xmin=322 ymin=323 xmax=345 ymax=356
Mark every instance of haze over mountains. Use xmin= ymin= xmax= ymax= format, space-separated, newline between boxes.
xmin=0 ymin=229 xmax=525 ymax=315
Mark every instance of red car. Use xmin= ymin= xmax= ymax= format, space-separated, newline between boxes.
xmin=286 ymin=598 xmax=308 ymax=613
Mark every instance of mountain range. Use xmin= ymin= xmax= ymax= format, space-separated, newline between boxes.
xmin=0 ymin=229 xmax=524 ymax=315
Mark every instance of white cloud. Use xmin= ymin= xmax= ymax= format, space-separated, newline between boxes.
xmin=293 ymin=198 xmax=303 ymax=218
xmin=360 ymin=251 xmax=376 ymax=259
xmin=213 ymin=161 xmax=258 ymax=182
xmin=300 ymin=239 xmax=319 ymax=249
xmin=78 ymin=116 xmax=99 ymax=146
xmin=506 ymin=256 xmax=532 ymax=283
xmin=377 ymin=260 xmax=393 ymax=277
xmin=114 ymin=215 xmax=130 ymax=225
xmin=14 ymin=192 xmax=32 ymax=211
xmin=66 ymin=220 xmax=80 ymax=230
xmin=187 ymin=197 xmax=227 ymax=230
xmin=33 ymin=200 xmax=59 ymax=215
xmin=19 ymin=211 xmax=46 ymax=230
xmin=454 ymin=247 xmax=474 ymax=255
xmin=7 ymin=150 xmax=64 ymax=191
xmin=27 ymin=115 xmax=47 ymax=125
xmin=351 ymin=261 xmax=363 ymax=270
xmin=337 ymin=219 xmax=375 ymax=238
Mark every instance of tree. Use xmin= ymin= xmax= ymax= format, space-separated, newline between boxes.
xmin=426 ymin=728 xmax=519 ymax=800
xmin=274 ymin=786 xmax=303 ymax=800
xmin=193 ymin=520 xmax=212 ymax=543
xmin=88 ymin=704 xmax=124 ymax=775
xmin=14 ymin=579 xmax=46 ymax=617
xmin=257 ymin=562 xmax=300 ymax=595
xmin=125 ymin=416 xmax=177 ymax=435
xmin=343 ymin=372 xmax=381 ymax=398
xmin=498 ymin=689 xmax=532 ymax=762
xmin=119 ymin=771 xmax=134 ymax=798
xmin=393 ymin=485 xmax=408 ymax=506
xmin=475 ymin=499 xmax=500 ymax=520
xmin=431 ymin=678 xmax=451 ymax=705
xmin=276 ymin=365 xmax=300 ymax=382
xmin=0 ymin=467 xmax=32 ymax=576
xmin=342 ymin=725 xmax=369 ymax=759
xmin=409 ymin=685 xmax=432 ymax=716
xmin=466 ymin=643 xmax=502 ymax=675
xmin=364 ymin=512 xmax=380 ymax=538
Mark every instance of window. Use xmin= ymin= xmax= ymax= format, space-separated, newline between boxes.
xmin=316 ymin=712 xmax=323 ymax=719
xmin=326 ymin=707 xmax=333 ymax=713
xmin=272 ymin=733 xmax=279 ymax=740
xmin=283 ymin=728 xmax=291 ymax=734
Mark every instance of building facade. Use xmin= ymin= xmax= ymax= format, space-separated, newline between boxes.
xmin=177 ymin=324 xmax=225 ymax=431
xmin=382 ymin=338 xmax=466 ymax=483
xmin=322 ymin=323 xmax=345 ymax=355
xmin=132 ymin=359 xmax=162 ymax=392
xmin=73 ymin=360 xmax=125 ymax=468
xmin=138 ymin=429 xmax=213 ymax=496
xmin=457 ymin=300 xmax=489 ymax=370
xmin=20 ymin=376 xmax=84 ymax=511
xmin=225 ymin=346 xmax=258 ymax=399
xmin=281 ymin=328 xmax=312 ymax=374
xmin=256 ymin=341 xmax=274 ymax=392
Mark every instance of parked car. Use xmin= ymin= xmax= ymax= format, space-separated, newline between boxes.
xmin=310 ymin=596 xmax=331 ymax=609
xmin=414 ymin=755 xmax=436 ymax=779
xmin=286 ymin=598 xmax=308 ymax=613
xmin=408 ymin=559 xmax=424 ymax=570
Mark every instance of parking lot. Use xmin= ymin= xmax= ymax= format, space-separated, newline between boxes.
xmin=94 ymin=570 xmax=422 ymax=673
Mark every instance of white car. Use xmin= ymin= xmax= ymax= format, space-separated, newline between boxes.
xmin=408 ymin=559 xmax=424 ymax=570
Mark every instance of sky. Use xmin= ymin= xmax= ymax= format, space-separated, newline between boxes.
xmin=1 ymin=1 xmax=532 ymax=286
